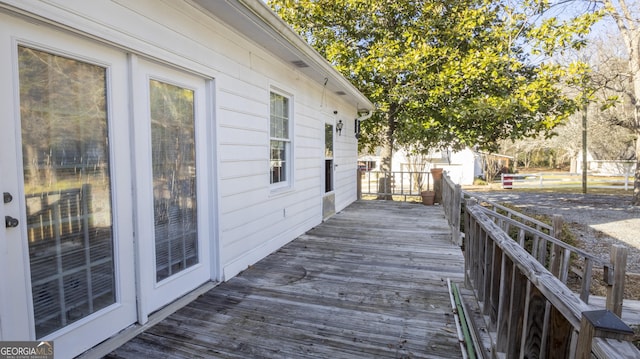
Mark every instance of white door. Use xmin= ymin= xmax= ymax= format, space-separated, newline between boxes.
xmin=0 ymin=13 xmax=136 ymax=358
xmin=131 ymin=58 xmax=212 ymax=321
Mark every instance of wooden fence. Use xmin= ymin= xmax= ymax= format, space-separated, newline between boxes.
xmin=501 ymin=172 xmax=634 ymax=190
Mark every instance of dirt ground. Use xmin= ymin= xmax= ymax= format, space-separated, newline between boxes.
xmin=464 ymin=188 xmax=640 ymax=300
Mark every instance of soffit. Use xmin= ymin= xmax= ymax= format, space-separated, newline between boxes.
xmin=191 ymin=0 xmax=373 ymax=111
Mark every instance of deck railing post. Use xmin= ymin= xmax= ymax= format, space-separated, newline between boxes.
xmin=551 ymin=214 xmax=563 ymax=239
xmin=575 ymin=310 xmax=634 ymax=359
xmin=549 ymin=215 xmax=564 ymax=276
xmin=606 ymin=244 xmax=628 ymax=317
xmin=431 ymin=168 xmax=443 ymax=204
xmin=464 ymin=198 xmax=478 ymax=288
xmin=452 ymin=183 xmax=462 ymax=246
xmin=442 ymin=173 xmax=462 ymax=246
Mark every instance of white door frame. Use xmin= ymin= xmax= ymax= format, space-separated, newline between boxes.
xmin=130 ymin=56 xmax=213 ymax=323
xmin=0 ymin=13 xmax=137 ymax=358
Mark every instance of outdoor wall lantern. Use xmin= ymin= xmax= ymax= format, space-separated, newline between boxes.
xmin=336 ymin=119 xmax=343 ymax=136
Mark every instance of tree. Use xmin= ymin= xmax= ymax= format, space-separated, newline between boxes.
xmin=269 ymin=0 xmax=598 ymax=180
xmin=501 ymin=104 xmax=633 ymax=171
xmin=583 ymin=39 xmax=636 ymax=162
xmin=594 ymin=0 xmax=640 ymax=204
xmin=402 ymin=146 xmax=434 ymax=192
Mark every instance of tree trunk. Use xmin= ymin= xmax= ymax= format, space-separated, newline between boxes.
xmin=377 ymin=103 xmax=398 ymax=200
xmin=628 ymin=21 xmax=640 ymax=205
xmin=603 ymin=0 xmax=640 ymax=205
xmin=630 ymin=54 xmax=640 ymax=205
xmin=634 ymin=136 xmax=640 ymax=205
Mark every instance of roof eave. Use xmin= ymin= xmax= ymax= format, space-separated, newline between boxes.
xmin=191 ymin=0 xmax=373 ymax=111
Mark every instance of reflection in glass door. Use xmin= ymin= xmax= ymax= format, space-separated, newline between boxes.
xmin=132 ymin=58 xmax=211 ymax=318
xmin=18 ymin=46 xmax=116 ymax=338
xmin=149 ymin=80 xmax=198 ymax=282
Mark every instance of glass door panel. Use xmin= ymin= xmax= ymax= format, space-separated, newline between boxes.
xmin=322 ymin=121 xmax=336 ymax=219
xmin=325 ymin=123 xmax=334 ymax=193
xmin=18 ymin=46 xmax=116 ymax=338
xmin=149 ymin=80 xmax=198 ymax=282
xmin=132 ymin=58 xmax=211 ymax=318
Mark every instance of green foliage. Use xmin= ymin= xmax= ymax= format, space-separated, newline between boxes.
xmin=269 ymin=0 xmax=601 ymax=155
xmin=497 ymin=203 xmax=578 ymax=248
xmin=473 ymin=177 xmax=489 ymax=186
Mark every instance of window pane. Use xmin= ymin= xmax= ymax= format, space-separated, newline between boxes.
xmin=325 ymin=124 xmax=334 ymax=159
xmin=149 ymin=80 xmax=198 ymax=282
xmin=18 ymin=46 xmax=116 ymax=338
xmin=270 ymin=92 xmax=288 ymax=139
xmin=325 ymin=159 xmax=334 ymax=193
xmin=270 ymin=140 xmax=287 ymax=184
xmin=270 ymin=93 xmax=277 ymax=137
xmin=325 ymin=123 xmax=334 ymax=193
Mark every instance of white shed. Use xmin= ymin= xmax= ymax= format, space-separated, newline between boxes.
xmin=0 ymin=1 xmax=373 ymax=357
xmin=361 ymin=147 xmax=481 ymax=186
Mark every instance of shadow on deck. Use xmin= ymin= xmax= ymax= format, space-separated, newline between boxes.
xmin=106 ymin=200 xmax=468 ymax=358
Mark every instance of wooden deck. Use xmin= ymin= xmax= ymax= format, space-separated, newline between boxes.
xmin=106 ymin=200 xmax=467 ymax=358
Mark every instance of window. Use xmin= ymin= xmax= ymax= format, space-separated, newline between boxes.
xmin=270 ymin=91 xmax=291 ymax=185
xmin=358 ymin=161 xmax=376 ymax=171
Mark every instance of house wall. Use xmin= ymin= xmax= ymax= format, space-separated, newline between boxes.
xmin=0 ymin=0 xmax=362 ymax=353
xmin=574 ymin=151 xmax=636 ymax=176
xmin=216 ymin=58 xmax=360 ymax=279
xmin=448 ymin=149 xmax=479 ymax=185
xmin=387 ymin=147 xmax=479 ymax=185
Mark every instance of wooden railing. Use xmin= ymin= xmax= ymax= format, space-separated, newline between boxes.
xmin=25 ymin=185 xmax=93 ymax=245
xmin=464 ymin=201 xmax=638 ymax=358
xmin=462 ymin=192 xmax=628 ymax=316
xmin=462 ymin=191 xmax=556 ymax=236
xmin=24 ymin=185 xmax=118 ymax=334
xmin=358 ymin=170 xmax=432 ymax=200
xmin=442 ymin=172 xmax=462 ymax=246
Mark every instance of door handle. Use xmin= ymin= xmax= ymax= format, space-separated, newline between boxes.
xmin=5 ymin=216 xmax=19 ymax=228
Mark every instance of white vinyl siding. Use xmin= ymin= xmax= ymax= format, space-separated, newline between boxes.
xmin=1 ymin=0 xmax=366 ymax=306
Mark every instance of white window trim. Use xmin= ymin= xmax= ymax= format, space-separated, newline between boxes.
xmin=269 ymin=88 xmax=294 ymax=192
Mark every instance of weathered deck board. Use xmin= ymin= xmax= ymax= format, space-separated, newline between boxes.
xmin=106 ymin=200 xmax=467 ymax=358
